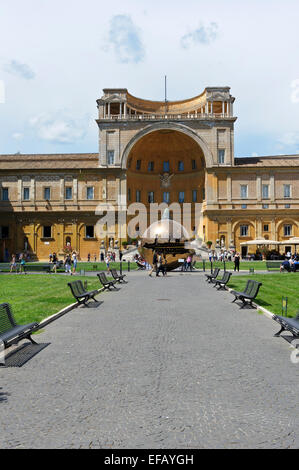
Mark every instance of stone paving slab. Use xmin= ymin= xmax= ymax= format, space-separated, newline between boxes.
xmin=0 ymin=272 xmax=298 ymax=448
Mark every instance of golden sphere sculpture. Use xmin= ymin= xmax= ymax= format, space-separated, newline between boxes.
xmin=138 ymin=210 xmax=195 ymax=271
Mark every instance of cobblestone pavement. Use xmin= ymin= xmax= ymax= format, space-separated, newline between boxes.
xmin=0 ymin=271 xmax=298 ymax=449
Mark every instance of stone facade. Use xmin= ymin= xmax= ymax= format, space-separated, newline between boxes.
xmin=0 ymin=87 xmax=298 ymax=260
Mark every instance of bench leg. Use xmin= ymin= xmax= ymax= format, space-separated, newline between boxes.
xmin=28 ymin=334 xmax=38 ymax=345
xmin=232 ymin=296 xmax=237 ymax=303
xmin=274 ymin=325 xmax=286 ymax=337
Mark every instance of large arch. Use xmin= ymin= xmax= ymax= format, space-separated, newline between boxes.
xmin=121 ymin=121 xmax=214 ymax=169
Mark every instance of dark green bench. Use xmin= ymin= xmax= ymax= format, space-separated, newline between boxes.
xmin=68 ymin=280 xmax=99 ymax=306
xmin=97 ymin=272 xmax=118 ymax=291
xmin=211 ymin=271 xmax=232 ymax=290
xmin=230 ymin=279 xmax=262 ymax=309
xmin=273 ymin=311 xmax=299 ymax=338
xmin=266 ymin=261 xmax=282 ymax=271
xmin=0 ymin=303 xmax=39 ymax=352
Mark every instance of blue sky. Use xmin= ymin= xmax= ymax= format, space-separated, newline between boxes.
xmin=0 ymin=0 xmax=299 ymax=157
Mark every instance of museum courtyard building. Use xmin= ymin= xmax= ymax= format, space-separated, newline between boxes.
xmin=0 ymin=86 xmax=299 ymax=261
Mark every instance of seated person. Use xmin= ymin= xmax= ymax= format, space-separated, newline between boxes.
xmin=280 ymin=260 xmax=290 ymax=272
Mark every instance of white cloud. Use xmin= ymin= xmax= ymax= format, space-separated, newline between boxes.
xmin=29 ymin=112 xmax=85 ymax=144
xmin=291 ymin=79 xmax=299 ymax=103
xmin=12 ymin=132 xmax=23 ymax=140
xmin=278 ymin=132 xmax=299 ymax=147
xmin=3 ymin=60 xmax=35 ymax=80
xmin=251 ymin=152 xmax=259 ymax=157
xmin=0 ymin=80 xmax=5 ymax=103
xmin=181 ymin=22 xmax=219 ymax=48
xmin=105 ymin=15 xmax=145 ymax=63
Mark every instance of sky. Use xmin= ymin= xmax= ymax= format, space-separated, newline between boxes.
xmin=0 ymin=0 xmax=299 ymax=157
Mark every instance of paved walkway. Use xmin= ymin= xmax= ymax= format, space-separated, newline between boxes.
xmin=0 ymin=272 xmax=299 ymax=448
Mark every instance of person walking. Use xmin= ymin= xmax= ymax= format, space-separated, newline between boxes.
xmin=234 ymin=252 xmax=240 ymax=272
xmin=10 ymin=254 xmax=17 ymax=273
xmin=19 ymin=254 xmax=26 ymax=274
xmin=187 ymin=254 xmax=192 ymax=272
xmin=149 ymin=251 xmax=158 ymax=277
xmin=105 ymin=254 xmax=111 ymax=273
xmin=52 ymin=252 xmax=58 ymax=273
xmin=64 ymin=254 xmax=72 ymax=274
xmin=72 ymin=251 xmax=78 ymax=275
xmin=156 ymin=253 xmax=163 ymax=277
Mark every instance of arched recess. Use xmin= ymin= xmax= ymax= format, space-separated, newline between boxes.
xmin=276 ymin=219 xmax=299 ymax=240
xmin=121 ymin=121 xmax=213 ymax=169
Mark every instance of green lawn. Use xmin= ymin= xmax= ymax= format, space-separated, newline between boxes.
xmin=0 ymin=275 xmax=101 ymax=324
xmin=227 ymin=273 xmax=299 ymax=317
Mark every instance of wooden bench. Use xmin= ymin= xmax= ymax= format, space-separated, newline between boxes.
xmin=273 ymin=311 xmax=299 ymax=338
xmin=0 ymin=303 xmax=39 ymax=351
xmin=205 ymin=267 xmax=220 ymax=283
xmin=97 ymin=272 xmax=118 ymax=291
xmin=230 ymin=279 xmax=262 ymax=309
xmin=211 ymin=271 xmax=232 ymax=290
xmin=68 ymin=280 xmax=99 ymax=306
xmin=111 ymin=268 xmax=127 ymax=283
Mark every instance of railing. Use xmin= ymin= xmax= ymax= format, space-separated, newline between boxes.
xmin=100 ymin=113 xmax=233 ymax=121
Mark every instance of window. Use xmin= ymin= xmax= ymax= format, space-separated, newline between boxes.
xmin=128 ymin=188 xmax=131 ymax=202
xmin=262 ymin=204 xmax=269 ymax=209
xmin=192 ymin=190 xmax=197 ymax=202
xmin=136 ymin=160 xmax=141 ymax=170
xmin=178 ymin=161 xmax=184 ymax=171
xmin=43 ymin=226 xmax=52 ymax=238
xmin=136 ymin=190 xmax=141 ymax=202
xmin=107 ymin=150 xmax=114 ymax=165
xmin=262 ymin=184 xmax=269 ymax=199
xmin=218 ymin=149 xmax=225 ymax=164
xmin=191 ymin=159 xmax=197 ymax=170
xmin=163 ymin=192 xmax=170 ymax=203
xmin=23 ymin=187 xmax=30 ymax=200
xmin=86 ymin=187 xmax=94 ymax=200
xmin=179 ymin=191 xmax=185 ymax=203
xmin=148 ymin=191 xmax=154 ymax=203
xmin=148 ymin=161 xmax=154 ymax=172
xmin=284 ymin=184 xmax=291 ymax=198
xmin=44 ymin=187 xmax=51 ymax=200
xmin=65 ymin=187 xmax=72 ymax=200
xmin=240 ymin=185 xmax=248 ymax=199
xmin=163 ymin=161 xmax=170 ymax=172
xmin=241 ymin=204 xmax=247 ymax=209
xmin=202 ymin=188 xmax=205 ymax=200
xmin=240 ymin=225 xmax=249 ymax=237
xmin=284 ymin=225 xmax=292 ymax=237
xmin=86 ymin=226 xmax=95 ymax=238
xmin=0 ymin=226 xmax=9 ymax=239
xmin=2 ymin=188 xmax=8 ymax=201
xmin=285 ymin=204 xmax=291 ymax=209
xmin=263 ymin=224 xmax=269 ymax=232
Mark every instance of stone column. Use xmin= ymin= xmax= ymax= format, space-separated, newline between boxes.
xmin=256 ymin=175 xmax=262 ymax=202
xmin=108 ymin=103 xmax=111 ymax=118
xmin=270 ymin=174 xmax=275 ymax=202
xmin=60 ymin=177 xmax=65 ymax=203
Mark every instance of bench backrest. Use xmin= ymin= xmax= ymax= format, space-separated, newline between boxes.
xmin=98 ymin=272 xmax=108 ymax=284
xmin=0 ymin=303 xmax=17 ymax=334
xmin=213 ymin=268 xmax=220 ymax=278
xmin=247 ymin=280 xmax=262 ymax=298
xmin=111 ymin=269 xmax=118 ymax=278
xmin=223 ymin=271 xmax=232 ymax=284
xmin=243 ymin=279 xmax=253 ymax=295
xmin=68 ymin=280 xmax=86 ymax=298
